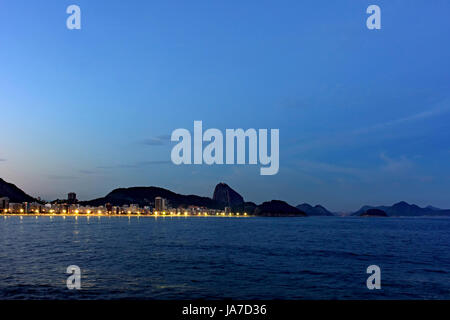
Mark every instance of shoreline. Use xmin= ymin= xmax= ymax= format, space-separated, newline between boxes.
xmin=0 ymin=213 xmax=252 ymax=218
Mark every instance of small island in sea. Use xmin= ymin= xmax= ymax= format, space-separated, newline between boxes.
xmin=359 ymin=208 xmax=388 ymax=217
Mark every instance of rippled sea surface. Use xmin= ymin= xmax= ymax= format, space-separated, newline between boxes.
xmin=1 ymin=215 xmax=450 ymax=299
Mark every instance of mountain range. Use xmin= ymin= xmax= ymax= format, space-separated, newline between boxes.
xmin=359 ymin=208 xmax=388 ymax=217
xmin=0 ymin=178 xmax=37 ymax=203
xmin=81 ymin=186 xmax=221 ymax=209
xmin=213 ymin=182 xmax=244 ymax=210
xmin=256 ymin=200 xmax=306 ymax=217
xmin=296 ymin=203 xmax=334 ymax=216
xmin=352 ymin=201 xmax=450 ymax=217
xmin=83 ymin=183 xmax=306 ymax=216
xmin=1 ymin=177 xmax=450 ymax=217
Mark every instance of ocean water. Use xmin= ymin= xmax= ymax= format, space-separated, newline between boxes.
xmin=0 ymin=215 xmax=449 ymax=300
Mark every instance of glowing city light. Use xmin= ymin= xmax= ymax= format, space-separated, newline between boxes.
xmin=0 ymin=198 xmax=254 ymax=220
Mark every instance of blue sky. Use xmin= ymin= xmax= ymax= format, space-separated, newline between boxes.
xmin=1 ymin=0 xmax=449 ymax=211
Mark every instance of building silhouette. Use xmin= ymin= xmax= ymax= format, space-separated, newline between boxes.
xmin=68 ymin=192 xmax=77 ymax=204
xmin=0 ymin=197 xmax=9 ymax=210
xmin=155 ymin=197 xmax=166 ymax=211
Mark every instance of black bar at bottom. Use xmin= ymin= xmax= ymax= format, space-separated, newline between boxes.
xmin=0 ymin=300 xmax=448 ymax=318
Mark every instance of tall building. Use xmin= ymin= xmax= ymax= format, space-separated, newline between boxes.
xmin=155 ymin=197 xmax=166 ymax=211
xmin=68 ymin=192 xmax=77 ymax=204
xmin=0 ymin=197 xmax=9 ymax=210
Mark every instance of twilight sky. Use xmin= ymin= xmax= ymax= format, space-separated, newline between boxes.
xmin=1 ymin=0 xmax=449 ymax=212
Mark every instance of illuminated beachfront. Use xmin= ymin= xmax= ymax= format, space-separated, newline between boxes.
xmin=0 ymin=210 xmax=249 ymax=218
xmin=0 ymin=194 xmax=249 ymax=218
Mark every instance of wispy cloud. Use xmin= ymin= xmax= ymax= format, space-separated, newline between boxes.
xmin=97 ymin=160 xmax=172 ymax=169
xmin=47 ymin=174 xmax=78 ymax=180
xmin=295 ymin=154 xmax=414 ymax=181
xmin=290 ymin=99 xmax=450 ymax=153
xmin=141 ymin=134 xmax=171 ymax=146
xmin=353 ymin=102 xmax=450 ymax=135
xmin=379 ymin=153 xmax=413 ymax=173
xmin=0 ymin=158 xmax=6 ymax=162
xmin=79 ymin=169 xmax=97 ymax=175
xmin=296 ymin=160 xmax=368 ymax=179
